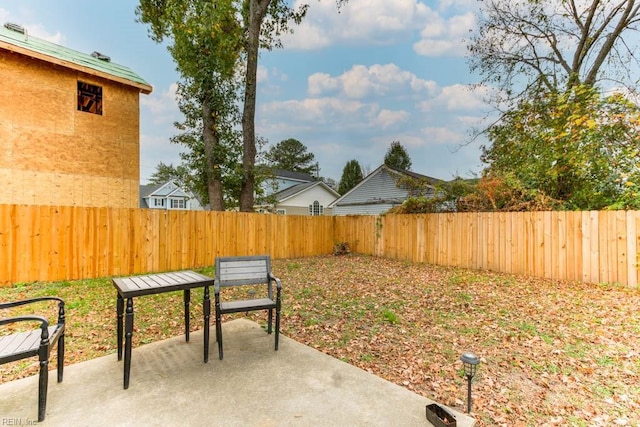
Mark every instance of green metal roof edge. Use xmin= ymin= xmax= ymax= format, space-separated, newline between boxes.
xmin=0 ymin=25 xmax=152 ymax=91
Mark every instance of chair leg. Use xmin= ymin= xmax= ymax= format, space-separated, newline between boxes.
xmin=267 ymin=308 xmax=273 ymax=334
xmin=57 ymin=334 xmax=64 ymax=382
xmin=204 ymin=286 xmax=210 ymax=363
xmin=38 ymin=358 xmax=48 ymax=422
xmin=216 ymin=312 xmax=223 ymax=360
xmin=275 ymin=309 xmax=280 ymax=351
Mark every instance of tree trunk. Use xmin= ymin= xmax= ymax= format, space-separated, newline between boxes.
xmin=239 ymin=0 xmax=270 ymax=212
xmin=203 ymin=99 xmax=225 ymax=211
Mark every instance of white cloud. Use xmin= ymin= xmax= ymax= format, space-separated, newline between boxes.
xmin=413 ymin=12 xmax=475 ymax=57
xmin=140 ymin=83 xmax=180 ymax=124
xmin=285 ymin=0 xmax=434 ymax=49
xmin=420 ymin=126 xmax=465 ymax=145
xmin=265 ymin=97 xmax=375 ymax=124
xmin=419 ymin=83 xmax=486 ymax=112
xmin=372 ymin=109 xmax=410 ymax=128
xmin=0 ymin=8 xmax=64 ymax=44
xmin=24 ymin=24 xmax=64 ymax=44
xmin=308 ymin=72 xmax=339 ymax=96
xmin=308 ymin=63 xmax=437 ymax=99
xmin=0 ymin=8 xmax=9 ymax=23
xmin=284 ymin=0 xmax=476 ymax=58
xmin=257 ymin=65 xmax=269 ymax=84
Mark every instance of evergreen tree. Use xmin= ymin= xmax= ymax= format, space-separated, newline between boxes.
xmin=338 ymin=159 xmax=364 ymax=195
xmin=264 ymin=138 xmax=316 ymax=174
xmin=148 ymin=162 xmax=188 ymax=186
xmin=384 ymin=141 xmax=412 ymax=170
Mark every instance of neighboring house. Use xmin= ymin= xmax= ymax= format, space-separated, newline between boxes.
xmin=140 ymin=181 xmax=204 ymax=211
xmin=261 ymin=169 xmax=317 ymax=196
xmin=257 ymin=169 xmax=339 ymax=215
xmin=329 ymin=164 xmax=441 ymax=216
xmin=0 ymin=23 xmax=152 ymax=208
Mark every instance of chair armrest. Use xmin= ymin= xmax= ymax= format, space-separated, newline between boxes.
xmin=0 ymin=315 xmax=49 ymax=330
xmin=0 ymin=296 xmax=64 ymax=311
xmin=0 ymin=297 xmax=65 ymax=325
xmin=268 ymin=273 xmax=282 ymax=290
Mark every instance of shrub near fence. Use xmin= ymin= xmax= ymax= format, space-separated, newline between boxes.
xmin=1 ymin=205 xmax=638 ymax=287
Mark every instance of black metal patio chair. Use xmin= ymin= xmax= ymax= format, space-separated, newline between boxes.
xmin=0 ymin=297 xmax=65 ymax=421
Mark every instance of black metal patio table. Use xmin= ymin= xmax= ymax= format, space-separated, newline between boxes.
xmin=112 ymin=270 xmax=214 ymax=389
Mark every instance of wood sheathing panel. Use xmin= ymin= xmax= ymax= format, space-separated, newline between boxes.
xmin=0 ymin=51 xmax=140 ymax=207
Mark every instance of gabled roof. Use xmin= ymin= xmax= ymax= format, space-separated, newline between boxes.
xmin=140 ymin=181 xmax=194 ymax=208
xmin=0 ymin=23 xmax=152 ymax=94
xmin=140 ymin=183 xmax=164 ymax=198
xmin=140 ymin=181 xmax=190 ymax=198
xmin=272 ymin=169 xmax=315 ymax=183
xmin=328 ymin=164 xmax=442 ymax=208
xmin=384 ymin=164 xmax=442 ymax=185
xmin=273 ymin=181 xmax=339 ymax=203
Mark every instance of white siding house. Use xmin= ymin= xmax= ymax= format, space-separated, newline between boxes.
xmin=140 ymin=181 xmax=203 ymax=210
xmin=257 ymin=180 xmax=339 ymax=215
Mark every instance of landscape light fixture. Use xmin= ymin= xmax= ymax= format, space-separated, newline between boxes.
xmin=460 ymin=352 xmax=480 ymax=414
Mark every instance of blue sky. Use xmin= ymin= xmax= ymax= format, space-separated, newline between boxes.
xmin=0 ymin=0 xmax=490 ymax=184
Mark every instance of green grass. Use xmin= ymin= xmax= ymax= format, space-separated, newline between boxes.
xmin=3 ymin=255 xmax=640 ymax=426
xmin=381 ymin=309 xmax=399 ymax=324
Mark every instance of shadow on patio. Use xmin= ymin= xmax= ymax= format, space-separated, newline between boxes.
xmin=0 ymin=319 xmax=474 ymax=426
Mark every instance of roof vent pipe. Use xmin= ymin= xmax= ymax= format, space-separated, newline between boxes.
xmin=4 ymin=22 xmax=25 ymax=33
xmin=4 ymin=22 xmax=28 ymax=41
xmin=91 ymin=51 xmax=111 ymax=62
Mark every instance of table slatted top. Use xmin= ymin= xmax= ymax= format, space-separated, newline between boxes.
xmin=112 ymin=271 xmax=214 ymax=298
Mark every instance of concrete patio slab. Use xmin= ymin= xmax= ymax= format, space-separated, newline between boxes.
xmin=0 ymin=319 xmax=474 ymax=426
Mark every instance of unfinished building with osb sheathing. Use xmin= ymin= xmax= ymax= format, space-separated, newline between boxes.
xmin=0 ymin=22 xmax=152 ymax=208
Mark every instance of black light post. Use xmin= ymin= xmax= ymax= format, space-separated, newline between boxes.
xmin=460 ymin=352 xmax=480 ymax=413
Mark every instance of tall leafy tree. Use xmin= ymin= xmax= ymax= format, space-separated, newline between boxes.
xmin=137 ymin=0 xmax=243 ymax=211
xmin=148 ymin=162 xmax=188 ymax=186
xmin=483 ymin=85 xmax=640 ymax=210
xmin=264 ymin=138 xmax=316 ymax=174
xmin=338 ymin=159 xmax=364 ymax=195
xmin=139 ymin=1 xmax=346 ymax=211
xmin=467 ymin=0 xmax=640 ymax=209
xmin=384 ymin=141 xmax=412 ymax=170
xmin=171 ymin=82 xmax=245 ymax=209
xmin=238 ymin=1 xmax=311 ymax=211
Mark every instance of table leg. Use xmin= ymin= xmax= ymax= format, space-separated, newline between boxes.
xmin=124 ymin=297 xmax=134 ymax=389
xmin=184 ymin=289 xmax=191 ymax=342
xmin=204 ymin=285 xmax=210 ymax=363
xmin=117 ymin=294 xmax=124 ymax=361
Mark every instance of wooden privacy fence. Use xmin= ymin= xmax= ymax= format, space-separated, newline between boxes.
xmin=1 ymin=205 xmax=639 ymax=287
xmin=334 ymin=211 xmax=640 ymax=287
xmin=0 ymin=205 xmax=335 ymax=285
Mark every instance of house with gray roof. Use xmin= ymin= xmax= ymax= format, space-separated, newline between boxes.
xmin=140 ymin=181 xmax=203 ymax=210
xmin=328 ymin=164 xmax=442 ymax=215
xmin=256 ymin=169 xmax=339 ymax=215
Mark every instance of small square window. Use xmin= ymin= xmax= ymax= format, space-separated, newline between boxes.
xmin=77 ymin=81 xmax=103 ymax=115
